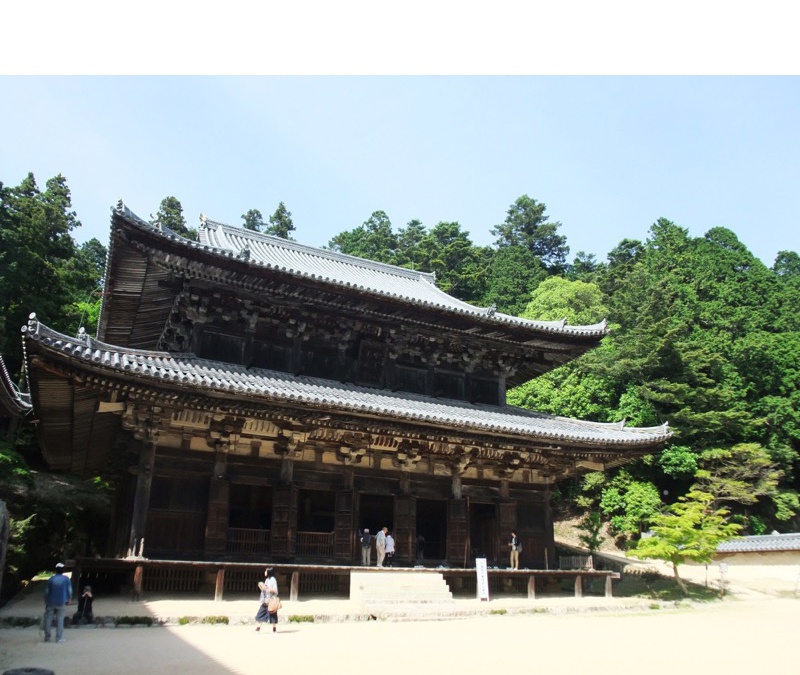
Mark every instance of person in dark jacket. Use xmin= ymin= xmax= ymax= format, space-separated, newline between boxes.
xmin=71 ymin=585 xmax=94 ymax=625
xmin=43 ymin=562 xmax=72 ymax=643
xmin=360 ymin=528 xmax=372 ymax=566
xmin=509 ymin=531 xmax=521 ymax=570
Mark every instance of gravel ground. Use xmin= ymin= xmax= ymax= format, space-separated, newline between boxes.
xmin=2 ymin=596 xmax=799 ymax=675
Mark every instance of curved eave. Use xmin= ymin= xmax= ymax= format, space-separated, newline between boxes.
xmin=0 ymin=354 xmax=32 ymax=417
xmin=109 ymin=203 xmax=609 ymax=342
xmin=25 ymin=317 xmax=671 ymax=452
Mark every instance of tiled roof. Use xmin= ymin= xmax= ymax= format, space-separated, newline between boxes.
xmin=24 ymin=316 xmax=670 ymax=448
xmin=114 ymin=205 xmax=608 ymax=339
xmin=717 ymin=533 xmax=800 ymax=554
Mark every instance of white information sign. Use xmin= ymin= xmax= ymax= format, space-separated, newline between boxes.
xmin=475 ymin=557 xmax=490 ymax=601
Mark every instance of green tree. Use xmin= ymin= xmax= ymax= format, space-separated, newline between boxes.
xmin=153 ymin=196 xmax=190 ymax=238
xmin=416 ymin=221 xmax=487 ymax=301
xmin=520 ymin=276 xmax=607 ymax=325
xmin=773 ymin=250 xmax=800 ymax=280
xmin=599 ymin=471 xmax=662 ymax=539
xmin=480 ymin=246 xmax=547 ymax=316
xmin=395 ymin=218 xmax=427 ymax=270
xmin=628 ymin=489 xmax=741 ymax=594
xmin=491 ymin=195 xmax=569 ymax=271
xmin=694 ymin=443 xmax=787 ymax=526
xmin=328 ymin=210 xmax=397 ymax=264
xmin=265 ymin=202 xmax=295 ymax=240
xmin=241 ymin=208 xmax=265 ymax=232
xmin=568 ymin=251 xmax=602 ymax=282
xmin=0 ymin=174 xmax=86 ymax=373
xmin=577 ymin=511 xmax=605 ymax=556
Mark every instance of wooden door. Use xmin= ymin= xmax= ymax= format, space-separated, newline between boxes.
xmin=447 ymin=498 xmax=469 ymax=566
xmin=393 ymin=494 xmax=416 ymax=564
xmin=270 ymin=484 xmax=298 ymax=560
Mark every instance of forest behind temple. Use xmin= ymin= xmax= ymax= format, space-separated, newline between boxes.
xmin=1 ymin=172 xmax=799 ymax=597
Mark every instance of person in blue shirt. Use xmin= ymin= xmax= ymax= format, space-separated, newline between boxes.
xmin=43 ymin=562 xmax=73 ymax=643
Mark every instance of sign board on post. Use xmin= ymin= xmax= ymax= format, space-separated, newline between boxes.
xmin=476 ymin=557 xmax=490 ymax=601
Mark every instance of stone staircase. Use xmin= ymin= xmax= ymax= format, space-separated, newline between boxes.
xmin=350 ymin=570 xmax=454 ymax=617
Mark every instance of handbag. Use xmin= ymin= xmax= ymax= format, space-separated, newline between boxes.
xmin=267 ymin=595 xmax=282 ymax=613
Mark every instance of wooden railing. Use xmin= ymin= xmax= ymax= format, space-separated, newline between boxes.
xmin=227 ymin=528 xmax=271 ymax=557
xmin=296 ymin=531 xmax=334 ymax=557
xmin=559 ymin=554 xmax=594 ymax=570
xmin=226 ymin=529 xmax=335 ymax=558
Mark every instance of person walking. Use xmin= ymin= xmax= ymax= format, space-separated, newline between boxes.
xmin=375 ymin=526 xmax=388 ymax=567
xmin=43 ymin=562 xmax=72 ymax=643
xmin=360 ymin=528 xmax=372 ymax=566
xmin=255 ymin=567 xmax=279 ymax=632
xmin=385 ymin=531 xmax=395 ymax=566
xmin=509 ymin=531 xmax=521 ymax=570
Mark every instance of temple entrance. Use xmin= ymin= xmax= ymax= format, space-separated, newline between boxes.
xmin=469 ymin=501 xmax=497 ymax=564
xmin=298 ymin=489 xmax=335 ymax=531
xmin=417 ymin=498 xmax=447 ymax=562
xmin=358 ymin=493 xmax=394 ymax=537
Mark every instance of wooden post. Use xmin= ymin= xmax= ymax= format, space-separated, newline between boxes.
xmin=574 ymin=574 xmax=583 ymax=598
xmin=129 ymin=440 xmax=156 ymax=554
xmin=605 ymin=574 xmax=613 ymax=597
xmin=214 ymin=567 xmax=225 ymax=601
xmin=290 ymin=571 xmax=299 ymax=602
xmin=527 ymin=574 xmax=536 ymax=599
xmin=133 ymin=564 xmax=144 ymax=601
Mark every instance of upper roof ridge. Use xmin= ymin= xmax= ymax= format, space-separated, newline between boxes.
xmin=199 ymin=214 xmax=437 ymax=283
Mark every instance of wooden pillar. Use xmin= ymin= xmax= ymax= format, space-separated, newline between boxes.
xmin=605 ymin=575 xmax=614 ymax=597
xmin=574 ymin=574 xmax=583 ymax=598
xmin=204 ymin=444 xmax=230 ymax=557
xmin=334 ymin=488 xmax=355 ymax=563
xmin=290 ymin=571 xmax=299 ymax=602
xmin=214 ymin=567 xmax=225 ymax=601
xmin=527 ymin=574 xmax=536 ymax=599
xmin=544 ymin=485 xmax=555 ymax=571
xmin=129 ymin=439 xmax=156 ymax=556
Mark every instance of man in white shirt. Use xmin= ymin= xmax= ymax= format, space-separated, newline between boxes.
xmin=375 ymin=526 xmax=388 ymax=567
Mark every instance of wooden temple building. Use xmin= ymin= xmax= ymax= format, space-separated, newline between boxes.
xmin=7 ymin=203 xmax=671 ymax=580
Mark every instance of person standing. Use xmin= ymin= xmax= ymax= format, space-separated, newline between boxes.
xmin=385 ymin=531 xmax=395 ymax=567
xmin=360 ymin=528 xmax=372 ymax=566
xmin=375 ymin=526 xmax=388 ymax=567
xmin=509 ymin=531 xmax=521 ymax=570
xmin=43 ymin=562 xmax=72 ymax=643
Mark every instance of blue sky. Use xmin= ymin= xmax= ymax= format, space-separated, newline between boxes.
xmin=2 ymin=76 xmax=797 ymax=267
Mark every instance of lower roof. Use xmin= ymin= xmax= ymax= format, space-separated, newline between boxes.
xmin=23 ymin=315 xmax=671 ymax=451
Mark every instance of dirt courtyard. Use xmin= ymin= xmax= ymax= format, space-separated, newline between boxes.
xmin=2 ymin=597 xmax=799 ymax=675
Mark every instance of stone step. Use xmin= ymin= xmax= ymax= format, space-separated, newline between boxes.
xmin=350 ymin=571 xmax=453 ymax=605
xmin=362 ymin=590 xmax=454 ymax=604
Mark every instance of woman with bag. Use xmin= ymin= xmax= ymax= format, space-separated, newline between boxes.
xmin=255 ymin=567 xmax=280 ymax=632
